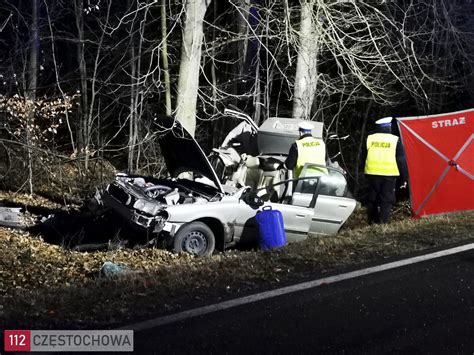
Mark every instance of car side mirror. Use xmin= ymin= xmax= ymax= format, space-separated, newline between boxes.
xmin=242 ymin=190 xmax=264 ymax=209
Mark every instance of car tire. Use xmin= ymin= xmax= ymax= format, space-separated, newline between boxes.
xmin=173 ymin=222 xmax=215 ymax=257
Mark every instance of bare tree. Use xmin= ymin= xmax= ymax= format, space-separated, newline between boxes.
xmin=161 ymin=0 xmax=172 ymax=117
xmin=24 ymin=0 xmax=39 ymax=195
xmin=292 ymin=0 xmax=318 ymax=120
xmin=175 ymin=0 xmax=212 ymax=137
xmin=290 ymin=1 xmax=432 ymax=124
xmin=1 ymin=0 xmax=473 ymax=195
xmin=389 ymin=0 xmax=474 ymax=113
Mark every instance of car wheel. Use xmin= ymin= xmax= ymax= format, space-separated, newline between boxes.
xmin=173 ymin=222 xmax=215 ymax=257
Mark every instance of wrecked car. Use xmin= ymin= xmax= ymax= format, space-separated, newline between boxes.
xmin=99 ymin=112 xmax=356 ymax=256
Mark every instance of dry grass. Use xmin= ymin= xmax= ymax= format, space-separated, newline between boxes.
xmin=0 ymin=157 xmax=116 ymax=203
xmin=0 ymin=197 xmax=473 ymax=329
xmin=0 ymin=191 xmax=72 ymax=210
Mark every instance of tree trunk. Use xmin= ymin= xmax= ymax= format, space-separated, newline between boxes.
xmin=28 ymin=0 xmax=38 ymax=99
xmin=128 ymin=43 xmax=138 ymax=172
xmin=161 ymin=0 xmax=172 ymax=117
xmin=26 ymin=0 xmax=39 ymax=195
xmin=128 ymin=5 xmax=147 ymax=173
xmin=44 ymin=1 xmax=76 ymax=153
xmin=210 ymin=0 xmax=218 ymax=115
xmin=134 ymin=10 xmax=147 ymax=172
xmin=74 ymin=0 xmax=87 ymax=152
xmin=292 ymin=0 xmax=319 ymax=120
xmin=237 ymin=0 xmax=251 ymax=82
xmin=82 ymin=1 xmax=109 ymax=170
xmin=175 ymin=0 xmax=211 ymax=137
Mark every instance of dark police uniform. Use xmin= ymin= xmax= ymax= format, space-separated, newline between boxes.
xmin=365 ymin=122 xmax=407 ymax=224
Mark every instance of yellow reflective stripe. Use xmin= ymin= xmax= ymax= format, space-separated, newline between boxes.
xmin=365 ymin=162 xmax=400 ymax=175
xmin=295 ymin=137 xmax=326 ymax=177
xmin=365 ymin=133 xmax=400 ymax=176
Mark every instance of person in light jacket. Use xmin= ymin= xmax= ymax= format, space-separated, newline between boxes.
xmin=365 ymin=117 xmax=408 ymax=224
xmin=284 ymin=122 xmax=327 ymax=178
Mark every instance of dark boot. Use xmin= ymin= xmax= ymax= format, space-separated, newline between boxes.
xmin=380 ymin=202 xmax=393 ymax=224
xmin=367 ymin=204 xmax=380 ymax=224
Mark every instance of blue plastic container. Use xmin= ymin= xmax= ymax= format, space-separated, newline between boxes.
xmin=256 ymin=206 xmax=287 ymax=250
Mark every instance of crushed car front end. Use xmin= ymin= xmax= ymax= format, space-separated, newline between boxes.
xmin=102 ymin=173 xmax=224 ymax=234
xmin=102 ymin=177 xmax=170 ymax=233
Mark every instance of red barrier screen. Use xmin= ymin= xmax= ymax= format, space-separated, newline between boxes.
xmin=397 ymin=109 xmax=474 ymax=217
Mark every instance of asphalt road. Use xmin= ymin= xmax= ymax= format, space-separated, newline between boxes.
xmin=134 ymin=249 xmax=474 ymax=354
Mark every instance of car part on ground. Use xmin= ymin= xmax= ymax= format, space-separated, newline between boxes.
xmin=0 ymin=206 xmax=39 ymax=229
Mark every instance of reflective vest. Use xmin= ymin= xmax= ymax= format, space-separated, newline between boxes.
xmin=365 ymin=133 xmax=400 ymax=176
xmin=295 ymin=136 xmax=327 ymax=178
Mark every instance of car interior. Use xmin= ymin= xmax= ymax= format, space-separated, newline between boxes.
xmin=248 ymin=163 xmax=348 ymax=207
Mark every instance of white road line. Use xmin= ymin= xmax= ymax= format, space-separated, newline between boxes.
xmin=118 ymin=243 xmax=474 ymax=332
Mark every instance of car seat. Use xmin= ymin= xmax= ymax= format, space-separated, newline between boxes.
xmin=255 ymin=157 xmax=286 ymax=202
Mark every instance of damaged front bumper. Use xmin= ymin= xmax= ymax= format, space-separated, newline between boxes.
xmin=101 ymin=191 xmax=168 ymax=233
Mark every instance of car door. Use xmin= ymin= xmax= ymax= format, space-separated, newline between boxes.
xmin=267 ymin=202 xmax=313 ymax=243
xmin=309 ymin=169 xmax=356 ymax=236
xmin=232 ymin=193 xmax=312 ymax=245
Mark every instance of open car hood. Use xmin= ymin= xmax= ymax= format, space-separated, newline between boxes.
xmin=157 ymin=117 xmax=224 ymax=194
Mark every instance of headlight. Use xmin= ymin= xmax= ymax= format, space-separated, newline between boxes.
xmin=133 ymin=199 xmax=160 ymax=215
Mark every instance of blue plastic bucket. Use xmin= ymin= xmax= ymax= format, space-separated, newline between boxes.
xmin=256 ymin=206 xmax=287 ymax=250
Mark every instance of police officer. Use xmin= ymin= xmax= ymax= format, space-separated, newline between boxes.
xmin=284 ymin=121 xmax=327 ymax=178
xmin=365 ymin=117 xmax=407 ymax=224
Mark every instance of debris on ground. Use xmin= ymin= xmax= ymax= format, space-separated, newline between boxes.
xmin=0 ymin=226 xmax=193 ymax=297
xmin=0 ymin=207 xmax=22 ymax=228
xmin=100 ymin=262 xmax=132 ymax=278
xmin=0 ymin=207 xmax=39 ymax=229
